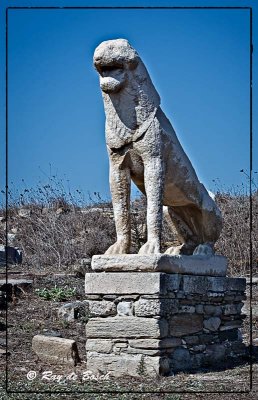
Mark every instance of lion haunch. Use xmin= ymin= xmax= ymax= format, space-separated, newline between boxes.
xmin=93 ymin=38 xmax=222 ymax=256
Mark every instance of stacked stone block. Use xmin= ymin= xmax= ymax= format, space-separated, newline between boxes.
xmin=85 ymin=271 xmax=246 ymax=377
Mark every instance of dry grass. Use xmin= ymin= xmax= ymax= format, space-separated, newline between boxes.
xmin=0 ymin=176 xmax=257 ymax=276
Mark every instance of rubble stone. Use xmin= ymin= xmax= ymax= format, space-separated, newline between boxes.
xmin=32 ymin=335 xmax=80 ymax=366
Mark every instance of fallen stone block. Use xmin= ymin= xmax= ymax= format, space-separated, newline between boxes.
xmin=58 ymin=301 xmax=86 ymax=322
xmin=0 ymin=245 xmax=22 ymax=266
xmin=0 ymin=279 xmax=33 ymax=300
xmin=32 ymin=335 xmax=80 ymax=366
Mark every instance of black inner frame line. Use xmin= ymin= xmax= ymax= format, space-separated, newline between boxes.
xmin=4 ymin=4 xmax=253 ymax=395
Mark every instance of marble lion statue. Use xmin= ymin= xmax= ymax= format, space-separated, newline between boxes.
xmin=93 ymin=38 xmax=222 ymax=256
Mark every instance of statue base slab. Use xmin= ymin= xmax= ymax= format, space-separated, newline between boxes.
xmin=85 ymin=259 xmax=246 ymax=377
xmin=92 ymin=253 xmax=228 ymax=276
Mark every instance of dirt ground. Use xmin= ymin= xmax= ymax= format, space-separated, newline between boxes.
xmin=0 ymin=266 xmax=257 ymax=400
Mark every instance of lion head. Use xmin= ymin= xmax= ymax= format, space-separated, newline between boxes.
xmin=93 ymin=39 xmax=139 ymax=94
xmin=93 ymin=39 xmax=161 ymax=148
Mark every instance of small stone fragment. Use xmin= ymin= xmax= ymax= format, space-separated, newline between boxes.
xmin=117 ymin=301 xmax=133 ymax=316
xmin=32 ymin=335 xmax=80 ymax=366
xmin=203 ymin=317 xmax=221 ymax=331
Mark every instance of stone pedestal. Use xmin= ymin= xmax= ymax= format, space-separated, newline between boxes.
xmin=85 ymin=255 xmax=246 ymax=377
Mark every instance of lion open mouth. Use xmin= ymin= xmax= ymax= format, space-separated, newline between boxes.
xmin=97 ymin=64 xmax=127 ymax=94
xmin=99 ymin=76 xmax=123 ymax=93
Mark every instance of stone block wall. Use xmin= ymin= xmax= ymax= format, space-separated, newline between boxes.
xmin=85 ymin=272 xmax=246 ymax=377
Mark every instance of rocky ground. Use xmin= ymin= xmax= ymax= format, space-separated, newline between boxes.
xmin=0 ymin=265 xmax=257 ymax=399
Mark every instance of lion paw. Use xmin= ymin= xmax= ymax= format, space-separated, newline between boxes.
xmin=105 ymin=240 xmax=130 ymax=255
xmin=165 ymin=243 xmax=196 ymax=255
xmin=193 ymin=243 xmax=214 ymax=257
xmin=138 ymin=240 xmax=160 ymax=255
xmin=165 ymin=245 xmax=183 ymax=256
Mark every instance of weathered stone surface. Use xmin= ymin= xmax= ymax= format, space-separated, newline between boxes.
xmin=58 ymin=301 xmax=86 ymax=322
xmin=222 ymin=303 xmax=243 ymax=315
xmin=86 ymin=317 xmax=168 ymax=338
xmin=207 ymin=291 xmax=224 ymax=298
xmin=169 ymin=314 xmax=203 ymax=337
xmin=219 ymin=329 xmax=239 ymax=342
xmin=226 ymin=340 xmax=247 ymax=357
xmin=191 ymin=344 xmax=206 ymax=352
xmin=125 ymin=346 xmax=160 ymax=356
xmin=183 ymin=276 xmax=226 ymax=294
xmin=195 ymin=304 xmax=204 ymax=314
xmin=198 ymin=333 xmax=218 ymax=344
xmin=129 ymin=339 xmax=160 ymax=349
xmin=93 ymin=38 xmax=222 ymax=256
xmin=134 ymin=299 xmax=160 ymax=317
xmin=116 ymin=295 xmax=139 ymax=302
xmin=117 ymin=301 xmax=133 ymax=316
xmin=85 ymin=300 xmax=116 ymax=317
xmin=204 ymin=305 xmax=222 ymax=316
xmin=32 ymin=335 xmax=80 ymax=366
xmin=219 ymin=320 xmax=243 ymax=330
xmin=192 ymin=353 xmax=205 ymax=368
xmin=134 ymin=298 xmax=178 ymax=317
xmin=205 ymin=344 xmax=226 ymax=363
xmin=91 ymin=254 xmax=227 ymax=276
xmin=128 ymin=338 xmax=181 ymax=350
xmin=162 ymin=274 xmax=182 ymax=293
xmin=160 ymin=338 xmax=182 ymax=348
xmin=86 ymin=339 xmax=113 ymax=353
xmin=85 ymin=272 xmax=180 ymax=295
xmin=103 ymin=295 xmax=117 ymax=301
xmin=91 ymin=254 xmax=160 ymax=272
xmin=225 ymin=278 xmax=246 ymax=292
xmin=179 ymin=305 xmax=195 ymax=313
xmin=170 ymin=348 xmax=191 ymax=371
xmin=114 ymin=342 xmax=128 ymax=348
xmin=203 ymin=317 xmax=221 ymax=331
xmin=87 ymin=352 xmax=169 ymax=377
xmin=85 ymin=272 xmax=158 ymax=294
xmin=183 ymin=336 xmax=200 ymax=345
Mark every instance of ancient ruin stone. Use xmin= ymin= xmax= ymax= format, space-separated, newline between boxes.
xmin=169 ymin=314 xmax=203 ymax=337
xmin=32 ymin=335 xmax=80 ymax=366
xmin=86 ymin=317 xmax=168 ymax=339
xmin=203 ymin=317 xmax=221 ymax=331
xmin=93 ymin=38 xmax=222 ymax=257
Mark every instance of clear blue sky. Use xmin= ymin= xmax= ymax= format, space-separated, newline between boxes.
xmin=0 ymin=0 xmax=257 ymax=203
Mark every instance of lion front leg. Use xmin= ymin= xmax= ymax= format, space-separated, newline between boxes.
xmin=138 ymin=157 xmax=164 ymax=255
xmin=105 ymin=155 xmax=131 ymax=255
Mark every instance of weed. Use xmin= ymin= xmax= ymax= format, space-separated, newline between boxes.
xmin=35 ymin=285 xmax=76 ymax=302
xmin=1 ymin=172 xmax=257 ymax=276
xmin=136 ymin=355 xmax=147 ymax=377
